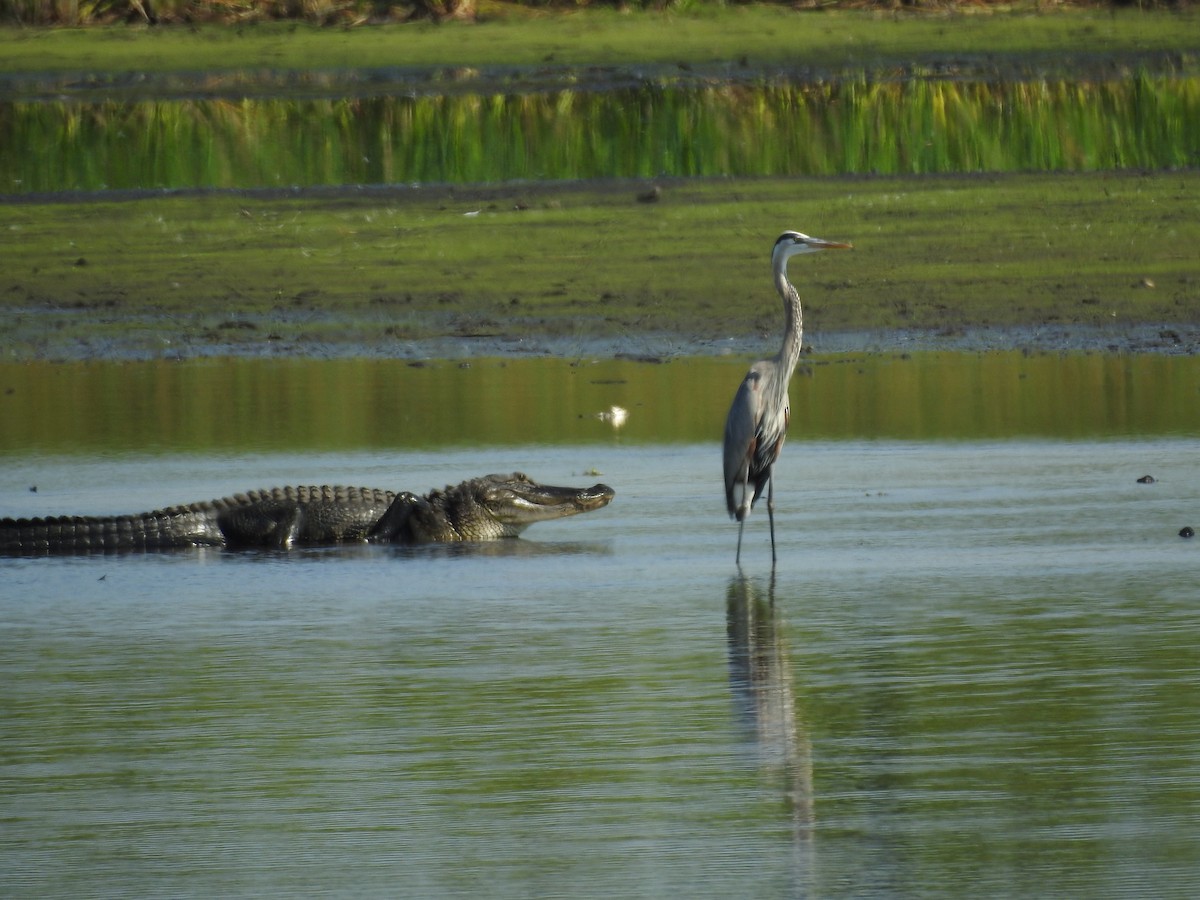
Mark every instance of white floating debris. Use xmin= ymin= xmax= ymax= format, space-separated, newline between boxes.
xmin=596 ymin=406 xmax=628 ymax=429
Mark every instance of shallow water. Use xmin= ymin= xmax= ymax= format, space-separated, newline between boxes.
xmin=3 ymin=353 xmax=1199 ymax=455
xmin=3 ymin=437 xmax=1198 ymax=898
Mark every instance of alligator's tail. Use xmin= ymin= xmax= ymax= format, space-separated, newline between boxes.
xmin=2 ymin=486 xmax=399 ymax=555
xmin=1 ymin=505 xmax=225 ymax=555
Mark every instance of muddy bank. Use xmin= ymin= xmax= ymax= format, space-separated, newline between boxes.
xmin=5 ymin=318 xmax=1198 ymax=363
xmin=4 ymin=171 xmax=1196 ymax=363
xmin=3 ymin=47 xmax=1192 ymax=103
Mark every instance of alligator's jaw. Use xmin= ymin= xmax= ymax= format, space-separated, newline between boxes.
xmin=460 ymin=472 xmax=615 ymax=539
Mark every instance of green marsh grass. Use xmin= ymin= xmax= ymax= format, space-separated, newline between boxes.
xmin=3 ymin=75 xmax=1197 ymax=192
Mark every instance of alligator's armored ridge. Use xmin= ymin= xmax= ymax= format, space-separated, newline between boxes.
xmin=1 ymin=473 xmax=615 ymax=555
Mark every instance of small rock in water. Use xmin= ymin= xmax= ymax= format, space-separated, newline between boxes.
xmin=1137 ymin=475 xmax=1156 ymax=484
xmin=1180 ymin=526 xmax=1195 ymax=539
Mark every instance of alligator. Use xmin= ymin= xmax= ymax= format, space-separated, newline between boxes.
xmin=1 ymin=472 xmax=615 ymax=555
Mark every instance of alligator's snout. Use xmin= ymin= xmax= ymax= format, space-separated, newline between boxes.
xmin=577 ymin=484 xmax=615 ymax=511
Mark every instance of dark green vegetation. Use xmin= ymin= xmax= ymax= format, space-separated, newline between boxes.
xmin=5 ymin=0 xmax=1199 ymax=25
xmin=4 ymin=0 xmax=1184 ymax=30
xmin=1 ymin=7 xmax=1196 ymax=76
xmin=3 ymin=171 xmax=1197 ymax=359
xmin=4 ymin=75 xmax=1196 ymax=192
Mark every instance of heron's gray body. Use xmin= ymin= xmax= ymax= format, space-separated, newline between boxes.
xmin=723 ymin=231 xmax=852 ymax=563
xmin=723 ymin=273 xmax=803 ymax=523
xmin=1 ymin=473 xmax=614 ymax=555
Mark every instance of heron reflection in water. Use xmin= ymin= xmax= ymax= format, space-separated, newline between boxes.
xmin=726 ymin=572 xmax=814 ymax=854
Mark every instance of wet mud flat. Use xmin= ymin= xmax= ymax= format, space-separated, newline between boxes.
xmin=4 ymin=171 xmax=1198 ymax=363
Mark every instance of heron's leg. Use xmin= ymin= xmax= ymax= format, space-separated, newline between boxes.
xmin=734 ymin=468 xmax=752 ymax=564
xmin=766 ymin=472 xmax=777 ymax=563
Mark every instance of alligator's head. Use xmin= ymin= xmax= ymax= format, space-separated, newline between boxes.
xmin=442 ymin=472 xmax=615 ymax=540
xmin=367 ymin=472 xmax=615 ymax=544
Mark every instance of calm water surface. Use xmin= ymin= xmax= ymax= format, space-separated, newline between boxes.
xmin=3 ymin=436 xmax=1198 ymax=898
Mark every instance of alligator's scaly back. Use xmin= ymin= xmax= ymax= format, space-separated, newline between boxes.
xmin=1 ymin=486 xmax=395 ymax=555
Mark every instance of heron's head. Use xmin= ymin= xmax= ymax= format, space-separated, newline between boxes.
xmin=772 ymin=231 xmax=853 ymax=269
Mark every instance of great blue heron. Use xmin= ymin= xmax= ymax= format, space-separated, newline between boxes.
xmin=723 ymin=231 xmax=852 ymax=565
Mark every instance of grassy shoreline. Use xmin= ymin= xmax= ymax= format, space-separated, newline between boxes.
xmin=2 ymin=7 xmax=1197 ymax=79
xmin=3 ymin=171 xmax=1197 ymax=361
xmin=3 ymin=6 xmax=1197 ymax=361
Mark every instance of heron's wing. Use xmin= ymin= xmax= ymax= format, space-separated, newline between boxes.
xmin=723 ymin=369 xmax=763 ymax=516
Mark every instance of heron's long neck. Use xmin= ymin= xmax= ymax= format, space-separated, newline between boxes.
xmin=774 ymin=267 xmax=803 ymax=382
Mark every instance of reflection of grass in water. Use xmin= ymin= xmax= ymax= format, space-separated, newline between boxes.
xmin=3 ymin=170 xmax=1196 ymax=359
xmin=4 ymin=75 xmax=1196 ymax=191
xmin=2 ymin=351 xmax=1199 ymax=453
